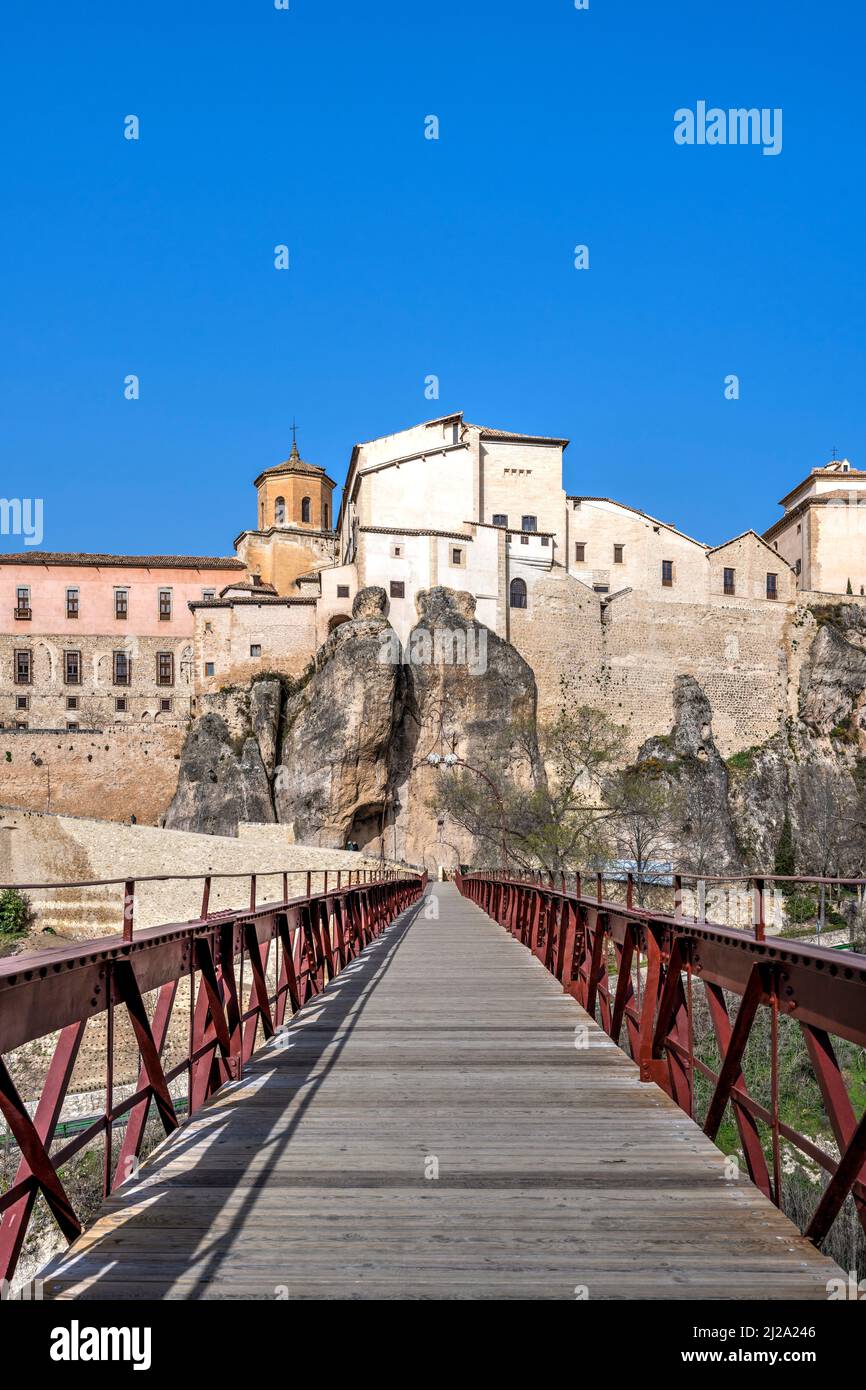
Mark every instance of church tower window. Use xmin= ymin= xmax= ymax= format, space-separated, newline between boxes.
xmin=274 ymin=496 xmax=286 ymax=524
xmin=301 ymin=496 xmax=312 ymax=524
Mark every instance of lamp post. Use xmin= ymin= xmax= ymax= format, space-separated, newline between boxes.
xmin=425 ymin=751 xmax=509 ymax=870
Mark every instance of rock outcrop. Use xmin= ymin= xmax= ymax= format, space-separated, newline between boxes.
xmin=250 ymin=678 xmax=282 ymax=781
xmin=164 ymin=586 xmax=866 ymax=875
xmin=388 ymin=586 xmax=544 ymax=866
xmin=798 ymin=619 xmax=866 ymax=735
xmin=165 ymin=712 xmax=275 ymax=835
xmin=273 ymin=587 xmax=400 ymax=847
xmin=636 ymin=674 xmax=740 ymax=872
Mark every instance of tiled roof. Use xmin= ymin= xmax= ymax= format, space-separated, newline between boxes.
xmin=189 ymin=596 xmax=317 ymax=609
xmin=219 ymin=580 xmax=278 ymax=597
xmin=0 ymin=552 xmax=244 ymax=570
xmin=470 ymin=423 xmax=569 ymax=447
xmin=359 ymin=525 xmax=473 ymax=540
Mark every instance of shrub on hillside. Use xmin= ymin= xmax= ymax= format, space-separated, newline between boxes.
xmin=0 ymin=887 xmax=34 ymax=937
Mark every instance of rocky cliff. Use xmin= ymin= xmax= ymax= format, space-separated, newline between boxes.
xmin=166 ymin=589 xmax=866 ymax=875
xmin=168 ymin=586 xmax=542 ymax=867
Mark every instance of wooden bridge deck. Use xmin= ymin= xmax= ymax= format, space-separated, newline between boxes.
xmin=43 ymin=884 xmax=841 ymax=1300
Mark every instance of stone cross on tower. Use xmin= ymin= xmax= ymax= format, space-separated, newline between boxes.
xmin=290 ymin=417 xmax=300 ymax=461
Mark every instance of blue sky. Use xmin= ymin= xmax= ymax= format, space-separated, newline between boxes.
xmin=1 ymin=1 xmax=863 ymax=555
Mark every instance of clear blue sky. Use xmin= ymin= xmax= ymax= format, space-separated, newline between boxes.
xmin=2 ymin=1 xmax=863 ymax=555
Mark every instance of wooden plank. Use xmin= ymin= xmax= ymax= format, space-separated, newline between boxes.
xmin=41 ymin=885 xmax=843 ymax=1301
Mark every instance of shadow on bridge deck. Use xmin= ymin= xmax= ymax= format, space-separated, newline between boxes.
xmin=41 ymin=884 xmax=842 ymax=1300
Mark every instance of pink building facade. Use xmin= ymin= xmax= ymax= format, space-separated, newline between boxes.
xmin=0 ymin=554 xmax=243 ymax=731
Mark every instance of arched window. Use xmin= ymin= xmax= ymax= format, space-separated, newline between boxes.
xmin=274 ymin=496 xmax=286 ymax=524
xmin=509 ymin=577 xmax=527 ymax=609
xmin=301 ymin=496 xmax=311 ymax=523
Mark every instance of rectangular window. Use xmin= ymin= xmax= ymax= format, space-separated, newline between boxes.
xmin=64 ymin=650 xmax=81 ymax=685
xmin=723 ymin=567 xmax=736 ymax=596
xmin=66 ymin=588 xmax=79 ymax=618
xmin=250 ymin=644 xmax=262 ymax=658
xmin=520 ymin=534 xmax=529 ymax=545
xmin=66 ymin=696 xmax=78 ymax=711
xmin=15 ymin=586 xmax=31 ymax=618
xmin=14 ymin=650 xmax=32 ymax=684
xmin=451 ymin=548 xmax=463 ymax=566
xmin=492 ymin=513 xmax=508 ymax=527
xmin=15 ymin=721 xmax=27 ymax=730
xmin=159 ymin=697 xmax=172 ymax=714
xmin=115 ymin=589 xmax=128 ymax=619
xmin=766 ymin=572 xmax=778 ymax=600
xmin=390 ymin=543 xmax=403 ymax=559
xmin=575 ymin=542 xmax=586 ymax=563
xmin=613 ymin=544 xmax=624 ymax=564
xmin=521 ymin=515 xmax=537 ymax=532
xmin=113 ymin=650 xmax=132 ymax=686
xmin=201 ymin=588 xmax=216 ymax=601
xmin=115 ymin=697 xmax=128 ymax=713
xmin=389 ymin=581 xmax=405 ymax=599
xmin=205 ymin=662 xmax=215 ymax=677
xmin=15 ymin=694 xmax=28 ymax=711
xmin=157 ymin=652 xmax=174 ymax=687
xmin=540 ymin=535 xmax=549 ymax=546
xmin=67 ymin=721 xmax=78 ymax=732
xmin=159 ymin=589 xmax=172 ymax=621
xmin=593 ymin=584 xmax=610 ymax=595
xmin=661 ymin=560 xmax=674 ymax=588
xmin=337 ymin=584 xmax=350 ymax=598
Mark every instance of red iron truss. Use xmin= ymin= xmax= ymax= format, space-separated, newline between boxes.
xmin=0 ymin=867 xmax=425 ymax=1285
xmin=456 ymin=870 xmax=866 ymax=1251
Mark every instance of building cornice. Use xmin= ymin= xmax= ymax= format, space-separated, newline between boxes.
xmin=762 ymin=491 xmax=864 ymax=541
xmin=188 ymin=596 xmax=318 ymax=611
xmin=233 ymin=526 xmax=336 ymax=548
xmin=359 ymin=525 xmax=474 ymax=540
xmin=0 ymin=552 xmax=244 ymax=571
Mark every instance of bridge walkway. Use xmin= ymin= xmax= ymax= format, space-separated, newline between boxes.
xmin=43 ymin=883 xmax=840 ymax=1299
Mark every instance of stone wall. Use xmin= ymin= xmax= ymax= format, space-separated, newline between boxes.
xmin=510 ymin=566 xmax=795 ymax=756
xmin=0 ymin=724 xmax=185 ymax=824
xmin=193 ymin=599 xmax=317 ymax=693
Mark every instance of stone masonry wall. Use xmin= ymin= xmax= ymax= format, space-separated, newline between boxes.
xmin=510 ymin=567 xmax=795 ymax=756
xmin=0 ymin=724 xmax=186 ymax=824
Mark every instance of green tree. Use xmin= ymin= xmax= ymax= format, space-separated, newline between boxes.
xmin=0 ymin=888 xmax=33 ymax=938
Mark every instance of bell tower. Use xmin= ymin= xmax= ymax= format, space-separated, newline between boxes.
xmin=235 ymin=430 xmax=339 ymax=594
xmin=254 ymin=434 xmax=336 ymax=533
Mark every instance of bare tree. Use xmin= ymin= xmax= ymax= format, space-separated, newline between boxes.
xmin=607 ymin=765 xmax=682 ymax=904
xmin=432 ymin=687 xmax=624 ymax=874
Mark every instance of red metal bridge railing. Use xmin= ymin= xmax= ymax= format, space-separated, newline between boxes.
xmin=456 ymin=869 xmax=866 ymax=1251
xmin=0 ymin=865 xmax=426 ymax=1286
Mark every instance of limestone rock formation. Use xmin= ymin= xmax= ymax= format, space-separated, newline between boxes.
xmin=388 ymin=586 xmax=543 ymax=867
xmin=164 ymin=585 xmax=866 ymax=877
xmin=637 ymin=674 xmax=740 ymax=872
xmin=798 ymin=619 xmax=866 ymax=736
xmin=273 ymin=586 xmax=400 ymax=847
xmin=250 ymin=678 xmax=282 ymax=780
xmin=165 ymin=713 xmax=275 ymax=835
